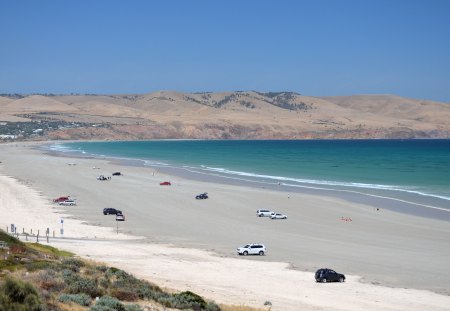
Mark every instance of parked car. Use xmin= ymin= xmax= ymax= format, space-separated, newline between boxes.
xmin=103 ymin=208 xmax=121 ymax=215
xmin=97 ymin=175 xmax=108 ymax=181
xmin=195 ymin=192 xmax=208 ymax=199
xmin=112 ymin=172 xmax=122 ymax=176
xmin=256 ymin=209 xmax=272 ymax=217
xmin=315 ymin=268 xmax=346 ymax=283
xmin=116 ymin=214 xmax=125 ymax=221
xmin=53 ymin=196 xmax=70 ymax=203
xmin=59 ymin=200 xmax=76 ymax=206
xmin=270 ymin=213 xmax=287 ymax=219
xmin=236 ymin=244 xmax=266 ymax=256
xmin=160 ymin=181 xmax=171 ymax=186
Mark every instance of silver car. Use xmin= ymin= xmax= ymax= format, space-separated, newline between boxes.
xmin=59 ymin=200 xmax=77 ymax=206
xmin=270 ymin=213 xmax=287 ymax=219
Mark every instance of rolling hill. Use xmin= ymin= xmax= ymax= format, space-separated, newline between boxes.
xmin=0 ymin=91 xmax=449 ymax=140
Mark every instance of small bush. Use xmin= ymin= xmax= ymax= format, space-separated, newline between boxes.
xmin=61 ymin=258 xmax=85 ymax=272
xmin=96 ymin=265 xmax=109 ymax=272
xmin=90 ymin=295 xmax=125 ymax=311
xmin=111 ymin=289 xmax=138 ymax=301
xmin=67 ymin=277 xmax=100 ymax=297
xmin=25 ymin=260 xmax=53 ymax=272
xmin=173 ymin=291 xmax=207 ymax=310
xmin=205 ymin=301 xmax=221 ymax=311
xmin=158 ymin=291 xmax=207 ymax=310
xmin=124 ymin=304 xmax=143 ymax=311
xmin=35 ymin=269 xmax=64 ymax=291
xmin=136 ymin=283 xmax=164 ymax=300
xmin=0 ymin=277 xmax=44 ymax=311
xmin=58 ymin=293 xmax=91 ymax=306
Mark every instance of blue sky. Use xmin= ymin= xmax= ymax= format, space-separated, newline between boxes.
xmin=1 ymin=0 xmax=449 ymax=101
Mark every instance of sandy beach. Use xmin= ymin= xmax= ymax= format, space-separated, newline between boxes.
xmin=1 ymin=142 xmax=450 ymax=311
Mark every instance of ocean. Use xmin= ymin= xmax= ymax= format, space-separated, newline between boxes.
xmin=50 ymin=139 xmax=450 ymax=213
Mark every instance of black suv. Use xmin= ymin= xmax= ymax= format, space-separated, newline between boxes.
xmin=103 ymin=208 xmax=121 ymax=215
xmin=315 ymin=268 xmax=345 ymax=283
xmin=195 ymin=193 xmax=208 ymax=199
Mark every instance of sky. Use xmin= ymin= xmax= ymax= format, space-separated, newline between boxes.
xmin=1 ymin=0 xmax=449 ymax=101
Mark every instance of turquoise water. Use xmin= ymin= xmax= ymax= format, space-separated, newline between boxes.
xmin=53 ymin=140 xmax=450 ymax=210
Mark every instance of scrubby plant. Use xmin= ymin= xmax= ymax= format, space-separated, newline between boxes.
xmin=61 ymin=258 xmax=85 ymax=272
xmin=96 ymin=265 xmax=109 ymax=272
xmin=158 ymin=291 xmax=208 ymax=310
xmin=34 ymin=269 xmax=64 ymax=291
xmin=25 ymin=260 xmax=53 ymax=272
xmin=67 ymin=277 xmax=100 ymax=297
xmin=111 ymin=289 xmax=138 ymax=301
xmin=0 ymin=277 xmax=44 ymax=311
xmin=173 ymin=291 xmax=207 ymax=310
xmin=204 ymin=301 xmax=221 ymax=311
xmin=90 ymin=295 xmax=126 ymax=311
xmin=58 ymin=293 xmax=91 ymax=306
xmin=124 ymin=304 xmax=143 ymax=311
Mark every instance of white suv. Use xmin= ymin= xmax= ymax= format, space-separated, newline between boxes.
xmin=237 ymin=244 xmax=266 ymax=256
xmin=256 ymin=209 xmax=272 ymax=217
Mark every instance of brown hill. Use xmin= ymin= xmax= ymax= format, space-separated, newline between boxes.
xmin=1 ymin=91 xmax=449 ymax=140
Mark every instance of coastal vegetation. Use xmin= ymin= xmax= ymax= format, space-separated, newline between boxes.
xmin=0 ymin=230 xmax=263 ymax=311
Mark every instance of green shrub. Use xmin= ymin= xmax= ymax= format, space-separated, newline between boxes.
xmin=96 ymin=265 xmax=109 ymax=273
xmin=58 ymin=293 xmax=91 ymax=306
xmin=173 ymin=291 xmax=207 ymax=310
xmin=124 ymin=304 xmax=142 ymax=311
xmin=25 ymin=260 xmax=53 ymax=272
xmin=90 ymin=295 xmax=125 ymax=311
xmin=136 ymin=283 xmax=164 ymax=300
xmin=61 ymin=258 xmax=85 ymax=272
xmin=67 ymin=277 xmax=100 ymax=297
xmin=205 ymin=301 xmax=221 ymax=311
xmin=111 ymin=289 xmax=138 ymax=301
xmin=35 ymin=269 xmax=64 ymax=291
xmin=0 ymin=277 xmax=44 ymax=311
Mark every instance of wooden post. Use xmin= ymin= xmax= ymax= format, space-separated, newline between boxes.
xmin=6 ymin=226 xmax=8 ymax=233
xmin=36 ymin=234 xmax=39 ymax=243
xmin=53 ymin=230 xmax=55 ymax=238
xmin=26 ymin=234 xmax=28 ymax=241
xmin=46 ymin=235 xmax=49 ymax=243
xmin=31 ymin=229 xmax=32 ymax=235
xmin=23 ymin=228 xmax=24 ymax=233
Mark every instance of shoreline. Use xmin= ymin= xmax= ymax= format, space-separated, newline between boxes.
xmin=42 ymin=141 xmax=450 ymax=222
xmin=1 ymin=141 xmax=450 ymax=310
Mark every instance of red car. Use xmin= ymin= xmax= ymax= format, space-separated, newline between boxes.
xmin=53 ymin=196 xmax=70 ymax=203
xmin=160 ymin=181 xmax=171 ymax=186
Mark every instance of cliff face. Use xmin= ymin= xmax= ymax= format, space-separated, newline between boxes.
xmin=1 ymin=91 xmax=449 ymax=140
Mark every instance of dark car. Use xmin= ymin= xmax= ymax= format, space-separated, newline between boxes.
xmin=112 ymin=172 xmax=122 ymax=176
xmin=53 ymin=196 xmax=70 ymax=203
xmin=315 ymin=268 xmax=345 ymax=283
xmin=103 ymin=208 xmax=121 ymax=215
xmin=195 ymin=192 xmax=208 ymax=199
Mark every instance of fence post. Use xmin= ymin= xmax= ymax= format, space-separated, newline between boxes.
xmin=46 ymin=235 xmax=49 ymax=243
xmin=36 ymin=234 xmax=39 ymax=243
